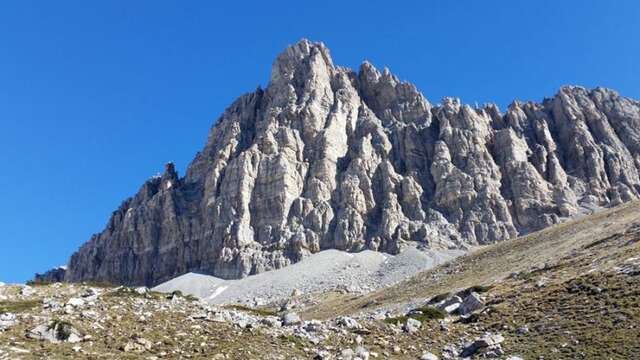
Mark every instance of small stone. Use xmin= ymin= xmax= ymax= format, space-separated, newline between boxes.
xmin=66 ymin=297 xmax=86 ymax=307
xmin=403 ymin=318 xmax=422 ymax=334
xmin=136 ymin=337 xmax=153 ymax=350
xmin=282 ymin=312 xmax=302 ymax=326
xmin=67 ymin=333 xmax=82 ymax=343
xmin=336 ymin=316 xmax=360 ymax=329
xmin=135 ymin=287 xmax=148 ymax=295
xmin=0 ymin=313 xmax=17 ymax=331
xmin=340 ymin=348 xmax=354 ymax=359
xmin=420 ymin=352 xmax=438 ymax=360
xmin=304 ymin=319 xmax=324 ymax=332
xmin=81 ymin=288 xmax=99 ymax=298
xmin=191 ymin=313 xmax=208 ymax=320
xmin=461 ymin=333 xmax=505 ymax=357
xmin=315 ymin=350 xmax=332 ymax=359
xmin=260 ymin=317 xmax=282 ymax=328
xmin=355 ymin=346 xmax=370 ymax=360
xmin=43 ymin=298 xmax=62 ymax=310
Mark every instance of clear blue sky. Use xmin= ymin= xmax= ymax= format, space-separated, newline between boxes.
xmin=1 ymin=1 xmax=638 ymax=283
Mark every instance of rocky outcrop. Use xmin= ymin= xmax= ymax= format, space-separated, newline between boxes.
xmin=50 ymin=39 xmax=640 ymax=286
xmin=34 ymin=267 xmax=67 ymax=284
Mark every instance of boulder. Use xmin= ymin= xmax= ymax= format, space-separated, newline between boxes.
xmin=27 ymin=321 xmax=82 ymax=343
xmin=458 ymin=292 xmax=483 ymax=315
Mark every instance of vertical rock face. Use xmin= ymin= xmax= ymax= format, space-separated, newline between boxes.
xmin=61 ymin=40 xmax=640 ymax=286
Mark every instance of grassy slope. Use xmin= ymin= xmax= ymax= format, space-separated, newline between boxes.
xmin=304 ymin=201 xmax=640 ymax=358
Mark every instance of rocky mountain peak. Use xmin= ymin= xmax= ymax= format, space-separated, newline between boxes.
xmin=41 ymin=41 xmax=640 ymax=287
xmin=269 ymin=39 xmax=334 ymax=95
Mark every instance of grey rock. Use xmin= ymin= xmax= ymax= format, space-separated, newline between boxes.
xmin=42 ymin=298 xmax=62 ymax=310
xmin=282 ymin=312 xmax=302 ymax=326
xmin=354 ymin=346 xmax=370 ymax=360
xmin=0 ymin=313 xmax=17 ymax=331
xmin=420 ymin=352 xmax=438 ymax=360
xmin=20 ymin=286 xmax=35 ymax=297
xmin=80 ymin=288 xmax=99 ymax=298
xmin=40 ymin=40 xmax=640 ymax=286
xmin=27 ymin=321 xmax=82 ymax=343
xmin=33 ymin=267 xmax=66 ymax=283
xmin=134 ymin=287 xmax=148 ymax=295
xmin=314 ymin=349 xmax=333 ymax=359
xmin=458 ymin=292 xmax=483 ymax=315
xmin=260 ymin=316 xmax=282 ymax=328
xmin=340 ymin=348 xmax=356 ymax=359
xmin=66 ymin=297 xmax=86 ymax=307
xmin=461 ymin=333 xmax=505 ymax=357
xmin=403 ymin=317 xmax=422 ymax=333
xmin=437 ymin=296 xmax=462 ymax=314
xmin=304 ymin=319 xmax=324 ymax=332
xmin=336 ymin=316 xmax=361 ymax=329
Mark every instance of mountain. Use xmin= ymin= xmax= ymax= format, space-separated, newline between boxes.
xmin=37 ymin=39 xmax=640 ymax=286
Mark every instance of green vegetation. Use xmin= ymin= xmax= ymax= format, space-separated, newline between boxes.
xmin=384 ymin=306 xmax=446 ymax=324
xmin=104 ymin=287 xmax=164 ymax=299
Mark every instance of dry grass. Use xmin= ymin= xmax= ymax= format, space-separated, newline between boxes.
xmin=296 ymin=201 xmax=640 ymax=358
xmin=0 ymin=300 xmax=40 ymax=314
xmin=304 ymin=201 xmax=640 ymax=319
xmin=223 ymin=304 xmax=278 ymax=317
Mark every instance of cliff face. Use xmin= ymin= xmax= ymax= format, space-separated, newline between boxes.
xmin=60 ymin=40 xmax=640 ymax=286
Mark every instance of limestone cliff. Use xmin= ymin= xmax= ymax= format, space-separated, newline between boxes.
xmin=50 ymin=40 xmax=640 ymax=286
